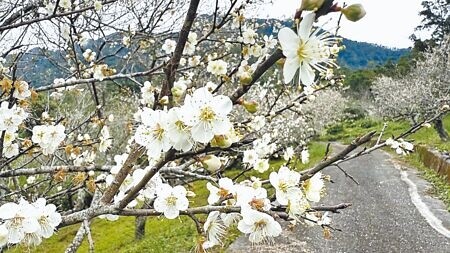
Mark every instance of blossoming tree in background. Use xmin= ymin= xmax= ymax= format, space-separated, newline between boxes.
xmin=372 ymin=37 xmax=450 ymax=141
xmin=0 ymin=0 xmax=441 ymax=252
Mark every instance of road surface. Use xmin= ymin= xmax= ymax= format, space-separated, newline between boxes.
xmin=228 ymin=144 xmax=450 ymax=253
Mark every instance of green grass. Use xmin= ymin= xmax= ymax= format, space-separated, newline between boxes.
xmin=8 ymin=143 xmax=328 ymax=253
xmin=320 ymin=115 xmax=450 ymax=151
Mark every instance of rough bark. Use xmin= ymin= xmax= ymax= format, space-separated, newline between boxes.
xmin=434 ymin=116 xmax=449 ymax=141
xmin=135 ymin=216 xmax=147 ymax=240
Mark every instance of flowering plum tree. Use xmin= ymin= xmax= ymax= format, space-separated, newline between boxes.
xmin=372 ymin=37 xmax=450 ymax=141
xmin=0 ymin=0 xmax=439 ymax=252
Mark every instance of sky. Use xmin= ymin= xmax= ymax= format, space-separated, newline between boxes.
xmin=255 ymin=0 xmax=428 ymax=48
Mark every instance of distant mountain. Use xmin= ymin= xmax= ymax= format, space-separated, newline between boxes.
xmin=253 ymin=17 xmax=410 ymax=69
xmin=338 ymin=39 xmax=409 ymax=69
xmin=14 ymin=17 xmax=410 ymax=87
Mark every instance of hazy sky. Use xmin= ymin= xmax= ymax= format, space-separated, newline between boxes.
xmin=255 ymin=0 xmax=428 ymax=48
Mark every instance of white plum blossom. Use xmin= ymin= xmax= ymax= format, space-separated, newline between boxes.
xmin=31 ymin=124 xmax=66 ymax=155
xmin=27 ymin=176 xmax=36 ymax=184
xmin=32 ymin=198 xmax=62 ymax=238
xmin=250 ymin=115 xmax=266 ymax=131
xmin=242 ymin=27 xmax=257 ymax=44
xmin=181 ymin=87 xmax=232 ymax=143
xmin=301 ymin=149 xmax=310 ymax=164
xmin=283 ymin=147 xmax=295 ymax=161
xmin=253 ymin=159 xmax=270 ymax=173
xmin=82 ymin=49 xmax=96 ymax=62
xmin=203 ymin=211 xmax=226 ymax=249
xmin=236 ymin=186 xmax=271 ymax=211
xmin=154 ymin=184 xmax=189 ymax=219
xmin=303 ymin=172 xmax=324 ymax=202
xmin=188 ymin=55 xmax=201 ymax=67
xmin=0 ymin=199 xmax=40 ymax=244
xmin=98 ymin=125 xmax=112 ymax=152
xmin=166 ymin=107 xmax=194 ymax=151
xmin=243 ymin=149 xmax=258 ymax=165
xmin=386 ymin=138 xmax=414 ymax=155
xmin=287 ymin=189 xmax=310 ymax=220
xmin=60 ymin=0 xmax=71 ymax=10
xmin=269 ymin=166 xmax=301 ymax=205
xmin=162 ymin=39 xmax=177 ymax=54
xmin=0 ymin=102 xmax=28 ymax=133
xmin=3 ymin=142 xmax=19 ymax=158
xmin=237 ymin=208 xmax=282 ymax=244
xmin=263 ymin=35 xmax=278 ymax=49
xmin=94 ymin=1 xmax=103 ymax=11
xmin=141 ymin=81 xmax=155 ymax=106
xmin=134 ymin=108 xmax=172 ymax=157
xmin=206 ymin=178 xmax=235 ymax=205
xmin=13 ymin=81 xmax=31 ymax=99
xmin=278 ymin=13 xmax=337 ymax=85
xmin=206 ymin=60 xmax=228 ymax=76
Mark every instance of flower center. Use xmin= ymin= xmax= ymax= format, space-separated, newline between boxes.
xmin=254 ymin=219 xmax=267 ymax=230
xmin=218 ymin=188 xmax=229 ymax=198
xmin=297 ymin=40 xmax=308 ymax=60
xmin=199 ymin=106 xmax=216 ymax=122
xmin=278 ymin=181 xmax=289 ymax=192
xmin=175 ymin=120 xmax=187 ymax=131
xmin=166 ymin=195 xmax=177 ymax=206
xmin=249 ymin=198 xmax=265 ymax=210
xmin=153 ymin=123 xmax=165 ymax=140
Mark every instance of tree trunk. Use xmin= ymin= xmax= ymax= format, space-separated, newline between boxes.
xmin=434 ymin=116 xmax=449 ymax=141
xmin=135 ymin=216 xmax=147 ymax=240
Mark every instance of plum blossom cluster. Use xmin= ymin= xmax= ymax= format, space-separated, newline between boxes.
xmin=134 ymin=86 xmax=234 ymax=157
xmin=32 ymin=124 xmax=66 ymax=155
xmin=0 ymin=198 xmax=61 ymax=247
xmin=199 ymin=167 xmax=326 ymax=247
xmin=0 ymin=101 xmax=28 ymax=158
xmin=0 ymin=0 xmax=371 ymax=251
xmin=385 ymin=138 xmax=414 ymax=155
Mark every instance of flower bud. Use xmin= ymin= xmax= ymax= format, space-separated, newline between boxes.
xmin=301 ymin=0 xmax=325 ymax=11
xmin=171 ymin=86 xmax=185 ymax=97
xmin=200 ymin=155 xmax=222 ymax=173
xmin=341 ymin=4 xmax=366 ymax=22
xmin=242 ymin=100 xmax=258 ymax=113
xmin=210 ymin=135 xmax=232 ymax=148
xmin=442 ymin=104 xmax=449 ymax=111
xmin=239 ymin=72 xmax=253 ymax=85
xmin=159 ymin=95 xmax=169 ymax=105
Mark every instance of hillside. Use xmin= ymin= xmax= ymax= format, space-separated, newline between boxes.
xmin=14 ymin=18 xmax=409 ymax=87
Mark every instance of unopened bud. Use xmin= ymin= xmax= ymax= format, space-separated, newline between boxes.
xmin=301 ymin=0 xmax=325 ymax=11
xmin=239 ymin=72 xmax=253 ymax=85
xmin=210 ymin=135 xmax=232 ymax=148
xmin=171 ymin=86 xmax=185 ymax=97
xmin=242 ymin=100 xmax=258 ymax=113
xmin=159 ymin=96 xmax=169 ymax=105
xmin=442 ymin=104 xmax=449 ymax=111
xmin=341 ymin=4 xmax=366 ymax=22
xmin=200 ymin=155 xmax=222 ymax=173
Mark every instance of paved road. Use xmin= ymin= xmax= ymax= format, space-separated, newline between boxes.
xmin=228 ymin=144 xmax=450 ymax=253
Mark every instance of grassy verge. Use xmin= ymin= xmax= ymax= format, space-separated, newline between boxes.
xmin=8 ymin=142 xmax=328 ymax=253
xmin=320 ymin=115 xmax=450 ymax=151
